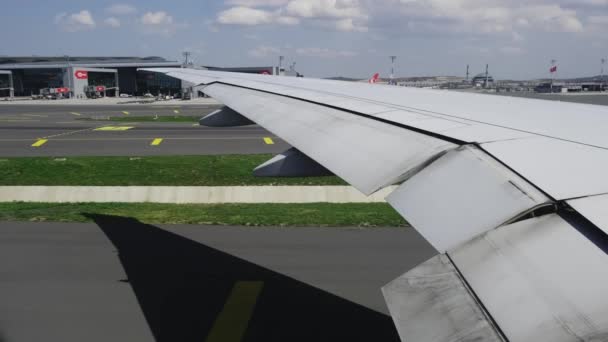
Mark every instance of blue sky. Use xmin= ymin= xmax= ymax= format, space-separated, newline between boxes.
xmin=1 ymin=0 xmax=607 ymax=79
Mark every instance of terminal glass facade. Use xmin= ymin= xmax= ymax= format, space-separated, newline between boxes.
xmin=0 ymin=74 xmax=10 ymax=97
xmin=136 ymin=70 xmax=182 ymax=96
xmin=11 ymin=69 xmax=64 ymax=96
xmin=88 ymin=72 xmax=118 ymax=88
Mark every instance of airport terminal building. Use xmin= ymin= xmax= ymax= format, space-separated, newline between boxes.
xmin=0 ymin=56 xmax=282 ymax=99
xmin=0 ymin=56 xmax=184 ymax=98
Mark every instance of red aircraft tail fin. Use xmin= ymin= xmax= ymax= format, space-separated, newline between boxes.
xmin=369 ymin=73 xmax=380 ymax=84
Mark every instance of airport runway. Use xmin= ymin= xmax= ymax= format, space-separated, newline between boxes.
xmin=0 ymin=220 xmax=435 ymax=342
xmin=0 ymin=105 xmax=289 ymax=156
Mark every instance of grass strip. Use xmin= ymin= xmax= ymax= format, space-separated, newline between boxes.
xmin=0 ymin=202 xmax=407 ymax=227
xmin=0 ymin=155 xmax=347 ymax=186
xmin=78 ymin=115 xmax=200 ymax=122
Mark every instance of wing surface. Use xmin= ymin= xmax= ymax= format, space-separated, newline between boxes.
xmin=144 ymin=68 xmax=608 ymax=342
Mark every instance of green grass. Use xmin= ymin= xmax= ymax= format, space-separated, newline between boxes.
xmin=0 ymin=155 xmax=347 ymax=186
xmin=0 ymin=202 xmax=407 ymax=227
xmin=78 ymin=115 xmax=200 ymax=122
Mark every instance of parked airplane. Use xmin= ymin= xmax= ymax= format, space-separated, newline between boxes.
xmin=144 ymin=67 xmax=608 ymax=342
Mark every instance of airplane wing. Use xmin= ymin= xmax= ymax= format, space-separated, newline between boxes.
xmin=143 ymin=68 xmax=608 ymax=342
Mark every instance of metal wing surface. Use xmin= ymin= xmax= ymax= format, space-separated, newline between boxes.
xmin=144 ymin=68 xmax=608 ymax=342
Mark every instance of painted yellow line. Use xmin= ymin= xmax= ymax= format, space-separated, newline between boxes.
xmin=69 ymin=112 xmax=81 ymax=116
xmin=122 ymin=111 xmax=130 ymax=115
xmin=31 ymin=139 xmax=48 ymax=147
xmin=150 ymin=138 xmax=163 ymax=146
xmin=263 ymin=137 xmax=274 ymax=145
xmin=205 ymin=281 xmax=263 ymax=342
xmin=173 ymin=110 xmax=180 ymax=114
xmin=94 ymin=126 xmax=134 ymax=131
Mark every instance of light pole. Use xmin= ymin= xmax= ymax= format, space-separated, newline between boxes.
xmin=602 ymin=58 xmax=606 ymax=86
xmin=65 ymin=55 xmax=72 ymax=99
xmin=279 ymin=56 xmax=284 ymax=75
xmin=485 ymin=64 xmax=489 ymax=88
xmin=550 ymin=59 xmax=557 ymax=93
xmin=390 ymin=56 xmax=397 ymax=85
xmin=182 ymin=51 xmax=191 ymax=68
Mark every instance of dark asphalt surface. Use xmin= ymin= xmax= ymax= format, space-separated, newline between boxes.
xmin=0 ymin=105 xmax=289 ymax=156
xmin=2 ymin=94 xmax=607 ymax=157
xmin=0 ymin=220 xmax=436 ymax=342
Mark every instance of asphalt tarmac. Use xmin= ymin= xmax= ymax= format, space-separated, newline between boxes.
xmin=0 ymin=220 xmax=436 ymax=342
xmin=0 ymin=105 xmax=289 ymax=157
xmin=496 ymin=92 xmax=608 ymax=105
xmin=2 ymin=93 xmax=607 ymax=157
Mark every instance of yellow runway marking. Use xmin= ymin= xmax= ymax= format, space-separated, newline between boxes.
xmin=150 ymin=138 xmax=163 ymax=146
xmin=173 ymin=110 xmax=180 ymax=114
xmin=69 ymin=112 xmax=81 ymax=116
xmin=263 ymin=137 xmax=274 ymax=145
xmin=94 ymin=126 xmax=134 ymax=131
xmin=31 ymin=139 xmax=48 ymax=147
xmin=205 ymin=281 xmax=263 ymax=342
xmin=122 ymin=111 xmax=130 ymax=115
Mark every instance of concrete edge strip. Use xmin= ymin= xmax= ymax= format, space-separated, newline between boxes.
xmin=0 ymin=186 xmax=397 ymax=204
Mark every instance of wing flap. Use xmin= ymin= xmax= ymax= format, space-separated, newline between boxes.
xmin=450 ymin=214 xmax=608 ymax=341
xmin=387 ymin=145 xmax=551 ymax=252
xmin=382 ymin=254 xmax=505 ymax=342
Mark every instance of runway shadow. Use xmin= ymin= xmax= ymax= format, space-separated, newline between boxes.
xmin=86 ymin=214 xmax=399 ymax=342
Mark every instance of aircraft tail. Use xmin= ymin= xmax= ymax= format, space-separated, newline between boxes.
xmin=368 ymin=73 xmax=380 ymax=84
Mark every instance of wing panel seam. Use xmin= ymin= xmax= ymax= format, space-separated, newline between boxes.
xmin=446 ymin=253 xmax=510 ymax=342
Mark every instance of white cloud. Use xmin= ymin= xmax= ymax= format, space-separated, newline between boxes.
xmin=142 ymin=11 xmax=173 ymax=25
xmin=276 ymin=16 xmax=300 ymax=25
xmin=226 ymin=0 xmax=289 ymax=6
xmin=248 ymin=45 xmax=282 ymax=57
xmin=218 ymin=7 xmax=274 ymax=25
xmin=335 ymin=18 xmax=367 ymax=32
xmin=218 ymin=0 xmax=367 ymax=32
xmin=285 ymin=0 xmax=366 ymax=19
xmin=296 ymin=47 xmax=358 ymax=58
xmin=139 ymin=11 xmax=187 ymax=37
xmin=55 ymin=10 xmax=96 ymax=32
xmin=218 ymin=6 xmax=300 ymax=25
xmin=104 ymin=17 xmax=121 ymax=28
xmin=393 ymin=0 xmax=583 ymax=34
xmin=106 ymin=4 xmax=137 ymax=15
xmin=216 ymin=0 xmax=594 ymax=38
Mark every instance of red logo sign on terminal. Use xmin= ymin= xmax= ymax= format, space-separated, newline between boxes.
xmin=75 ymin=70 xmax=88 ymax=79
